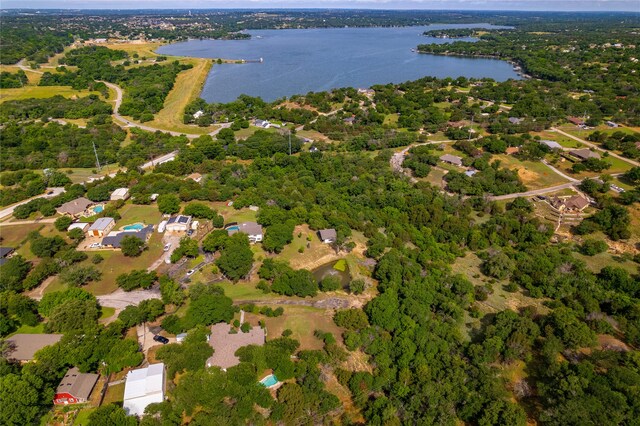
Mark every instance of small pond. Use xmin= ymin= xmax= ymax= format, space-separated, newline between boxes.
xmin=312 ymin=259 xmax=351 ymax=290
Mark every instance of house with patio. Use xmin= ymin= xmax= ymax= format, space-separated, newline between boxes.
xmin=57 ymin=197 xmax=93 ymax=218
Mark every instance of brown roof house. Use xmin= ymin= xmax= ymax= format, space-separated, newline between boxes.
xmin=206 ymin=323 xmax=265 ymax=371
xmin=5 ymin=334 xmax=63 ymax=362
xmin=569 ymin=149 xmax=601 ymax=161
xmin=56 ymin=197 xmax=92 ymax=218
xmin=439 ymin=154 xmax=463 ymax=167
xmin=185 ymin=173 xmax=203 ymax=183
xmin=53 ymin=367 xmax=99 ymax=405
xmin=567 ymin=116 xmax=585 ymax=126
xmin=565 ymin=195 xmax=590 ymax=211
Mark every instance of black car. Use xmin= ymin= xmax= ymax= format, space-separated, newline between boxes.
xmin=153 ymin=335 xmax=169 ymax=344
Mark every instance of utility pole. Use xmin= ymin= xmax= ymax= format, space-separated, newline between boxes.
xmin=288 ymin=131 xmax=292 ymax=156
xmin=92 ymin=140 xmax=102 ymax=172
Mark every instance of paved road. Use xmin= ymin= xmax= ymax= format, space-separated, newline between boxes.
xmin=541 ymin=159 xmax=580 ymax=183
xmin=551 ymin=127 xmax=639 ymax=167
xmin=0 ymin=218 xmax=57 ymax=226
xmin=141 ymin=150 xmax=179 ymax=169
xmin=102 ymin=81 xmax=231 ymax=139
xmin=0 ymin=187 xmax=65 ymax=221
xmin=488 ymin=182 xmax=577 ymax=201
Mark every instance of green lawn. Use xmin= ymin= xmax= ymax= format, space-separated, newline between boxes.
xmin=10 ymin=323 xmax=45 ymax=335
xmin=73 ymin=408 xmax=96 ymax=426
xmin=573 ymin=252 xmax=639 ymax=275
xmin=0 ymin=86 xmax=103 ymax=103
xmin=115 ymin=203 xmax=163 ymax=228
xmin=101 ymin=383 xmax=124 ymax=405
xmin=493 ymin=154 xmax=568 ymax=190
xmin=100 ymin=307 xmax=116 ymax=320
xmin=59 ymin=165 xmax=122 ymax=184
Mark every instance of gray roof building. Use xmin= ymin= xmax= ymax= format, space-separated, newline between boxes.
xmin=5 ymin=334 xmax=63 ymax=361
xmin=88 ymin=217 xmax=115 ymax=232
xmin=570 ymin=149 xmax=601 ymax=160
xmin=54 ymin=367 xmax=99 ymax=404
xmin=101 ymin=225 xmax=154 ymax=248
xmin=439 ymin=154 xmax=463 ymax=166
xmin=539 ymin=140 xmax=563 ymax=150
xmin=318 ymin=229 xmax=337 ymax=243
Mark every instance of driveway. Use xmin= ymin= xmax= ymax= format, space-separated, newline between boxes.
xmin=96 ymin=288 xmax=161 ymax=310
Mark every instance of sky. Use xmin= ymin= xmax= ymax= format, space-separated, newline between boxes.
xmin=3 ymin=0 xmax=639 ymax=12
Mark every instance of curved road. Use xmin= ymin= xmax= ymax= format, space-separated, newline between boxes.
xmin=551 ymin=127 xmax=639 ymax=167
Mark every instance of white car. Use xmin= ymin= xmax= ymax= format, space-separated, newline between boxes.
xmin=163 ymin=243 xmax=172 ymax=252
xmin=89 ymin=243 xmax=102 ymax=249
xmin=186 ymin=269 xmax=195 ymax=276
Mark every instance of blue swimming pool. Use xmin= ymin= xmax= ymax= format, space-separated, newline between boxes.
xmin=227 ymin=225 xmax=240 ymax=232
xmin=92 ymin=205 xmax=104 ymax=214
xmin=123 ymin=223 xmax=144 ymax=231
xmin=260 ymin=374 xmax=279 ymax=388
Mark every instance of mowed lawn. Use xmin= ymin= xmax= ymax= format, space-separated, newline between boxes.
xmin=115 ymin=203 xmax=163 ymax=228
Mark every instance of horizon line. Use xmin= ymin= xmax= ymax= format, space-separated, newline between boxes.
xmin=2 ymin=7 xmax=640 ymax=12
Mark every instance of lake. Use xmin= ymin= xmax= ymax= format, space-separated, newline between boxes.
xmin=157 ymin=24 xmax=519 ymax=104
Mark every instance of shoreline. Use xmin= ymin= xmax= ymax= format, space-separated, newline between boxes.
xmin=416 ymin=50 xmax=530 ymax=79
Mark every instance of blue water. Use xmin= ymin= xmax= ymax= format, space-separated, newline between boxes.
xmin=157 ymin=24 xmax=518 ymax=103
xmin=92 ymin=205 xmax=104 ymax=213
xmin=123 ymin=223 xmax=144 ymax=231
xmin=260 ymin=374 xmax=279 ymax=387
xmin=226 ymin=226 xmax=240 ymax=232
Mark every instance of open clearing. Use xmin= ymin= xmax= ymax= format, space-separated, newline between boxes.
xmin=493 ymin=154 xmax=568 ymax=190
xmin=0 ymin=86 xmax=103 ymax=103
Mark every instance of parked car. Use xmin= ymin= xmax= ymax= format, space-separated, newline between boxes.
xmin=186 ymin=269 xmax=195 ymax=276
xmin=163 ymin=243 xmax=171 ymax=252
xmin=153 ymin=335 xmax=169 ymax=344
xmin=89 ymin=243 xmax=102 ymax=249
xmin=186 ymin=229 xmax=194 ymax=236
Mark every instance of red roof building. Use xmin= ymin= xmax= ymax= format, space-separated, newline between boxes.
xmin=53 ymin=367 xmax=99 ymax=405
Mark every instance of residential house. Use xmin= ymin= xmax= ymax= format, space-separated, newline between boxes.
xmin=505 ymin=147 xmax=520 ymax=155
xmin=193 ymin=110 xmax=204 ymax=119
xmin=569 ymin=149 xmax=601 ymax=161
xmin=67 ymin=222 xmax=89 ymax=233
xmin=227 ymin=221 xmax=263 ymax=243
xmin=185 ymin=173 xmax=203 ymax=183
xmin=465 ymin=169 xmax=478 ymax=177
xmin=343 ymin=116 xmax=355 ymax=125
xmin=567 ymin=116 xmax=585 ymax=126
xmin=0 ymin=247 xmax=14 ymax=266
xmin=206 ymin=323 xmax=265 ymax=370
xmin=110 ymin=188 xmax=130 ymax=201
xmin=165 ymin=215 xmax=192 ymax=233
xmin=254 ymin=119 xmax=271 ymax=128
xmin=123 ymin=363 xmax=165 ymax=417
xmin=5 ymin=334 xmax=63 ymax=362
xmin=56 ymin=197 xmax=92 ymax=218
xmin=318 ymin=229 xmax=337 ymax=244
xmin=508 ymin=117 xmax=523 ymax=125
xmin=565 ymin=195 xmax=591 ymax=211
xmin=606 ymin=121 xmax=619 ymax=128
xmin=539 ymin=140 xmax=563 ymax=150
xmin=439 ymin=154 xmax=463 ymax=167
xmin=101 ymin=225 xmax=154 ymax=248
xmin=53 ymin=367 xmax=99 ymax=405
xmin=88 ymin=218 xmax=115 ymax=237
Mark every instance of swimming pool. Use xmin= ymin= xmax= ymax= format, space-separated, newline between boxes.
xmin=227 ymin=225 xmax=240 ymax=232
xmin=91 ymin=205 xmax=104 ymax=214
xmin=260 ymin=374 xmax=279 ymax=388
xmin=123 ymin=223 xmax=144 ymax=231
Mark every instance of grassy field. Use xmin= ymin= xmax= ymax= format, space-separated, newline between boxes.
xmin=573 ymin=252 xmax=638 ymax=274
xmin=73 ymin=408 xmax=96 ymax=426
xmin=100 ymin=307 xmax=116 ymax=320
xmin=553 ymin=155 xmax=632 ymax=178
xmin=46 ymin=232 xmax=165 ymax=296
xmin=10 ymin=323 xmax=45 ymax=335
xmin=101 ymin=382 xmax=125 ymax=405
xmin=59 ymin=164 xmax=122 ymax=184
xmin=1 ymin=223 xmax=65 ymax=261
xmin=250 ymin=305 xmax=344 ymax=350
xmin=102 ymin=41 xmax=164 ymax=59
xmin=493 ymin=154 xmax=569 ymax=190
xmin=275 ymin=225 xmax=338 ymax=270
xmin=0 ymin=86 xmax=103 ymax=103
xmin=147 ymin=57 xmax=217 ymax=134
xmin=115 ymin=204 xmax=163 ymax=228
xmin=532 ymin=130 xmax=583 ymax=149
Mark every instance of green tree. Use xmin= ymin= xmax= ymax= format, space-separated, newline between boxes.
xmin=202 ymin=229 xmax=229 ymax=252
xmin=45 ymin=298 xmax=99 ymax=333
xmin=54 ymin=215 xmax=73 ymax=231
xmin=333 ymin=309 xmax=369 ymax=330
xmin=0 ymin=255 xmax=31 ymax=292
xmin=60 ymin=265 xmax=102 ymax=287
xmin=0 ymin=373 xmax=42 ymax=426
xmin=87 ymin=404 xmax=138 ymax=426
xmin=38 ymin=287 xmax=96 ymax=317
xmin=159 ymin=276 xmax=186 ymax=306
xmin=157 ymin=194 xmax=181 ymax=214
xmin=120 ymin=235 xmax=145 ymax=257
xmin=216 ymin=233 xmax=253 ymax=281
xmin=263 ymin=221 xmax=295 ymax=253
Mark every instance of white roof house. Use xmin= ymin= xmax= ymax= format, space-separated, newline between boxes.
xmin=165 ymin=215 xmax=192 ymax=232
xmin=67 ymin=222 xmax=90 ymax=232
xmin=539 ymin=140 xmax=563 ymax=150
xmin=123 ymin=363 xmax=165 ymax=417
xmin=110 ymin=188 xmax=130 ymax=201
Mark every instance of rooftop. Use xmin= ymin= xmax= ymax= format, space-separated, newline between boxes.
xmin=539 ymin=139 xmax=563 ymax=150
xmin=167 ymin=215 xmax=192 ymax=225
xmin=570 ymin=148 xmax=601 ymax=160
xmin=238 ymin=221 xmax=263 ymax=236
xmin=111 ymin=188 xmax=129 ymax=196
xmin=206 ymin=323 xmax=265 ymax=370
xmin=319 ymin=229 xmax=337 ymax=241
xmin=101 ymin=225 xmax=154 ymax=248
xmin=123 ymin=363 xmax=165 ymax=417
xmin=57 ymin=197 xmax=92 ymax=216
xmin=0 ymin=247 xmax=14 ymax=258
xmin=439 ymin=154 xmax=463 ymax=166
xmin=5 ymin=334 xmax=63 ymax=361
xmin=88 ymin=217 xmax=115 ymax=231
xmin=56 ymin=367 xmax=99 ymax=400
